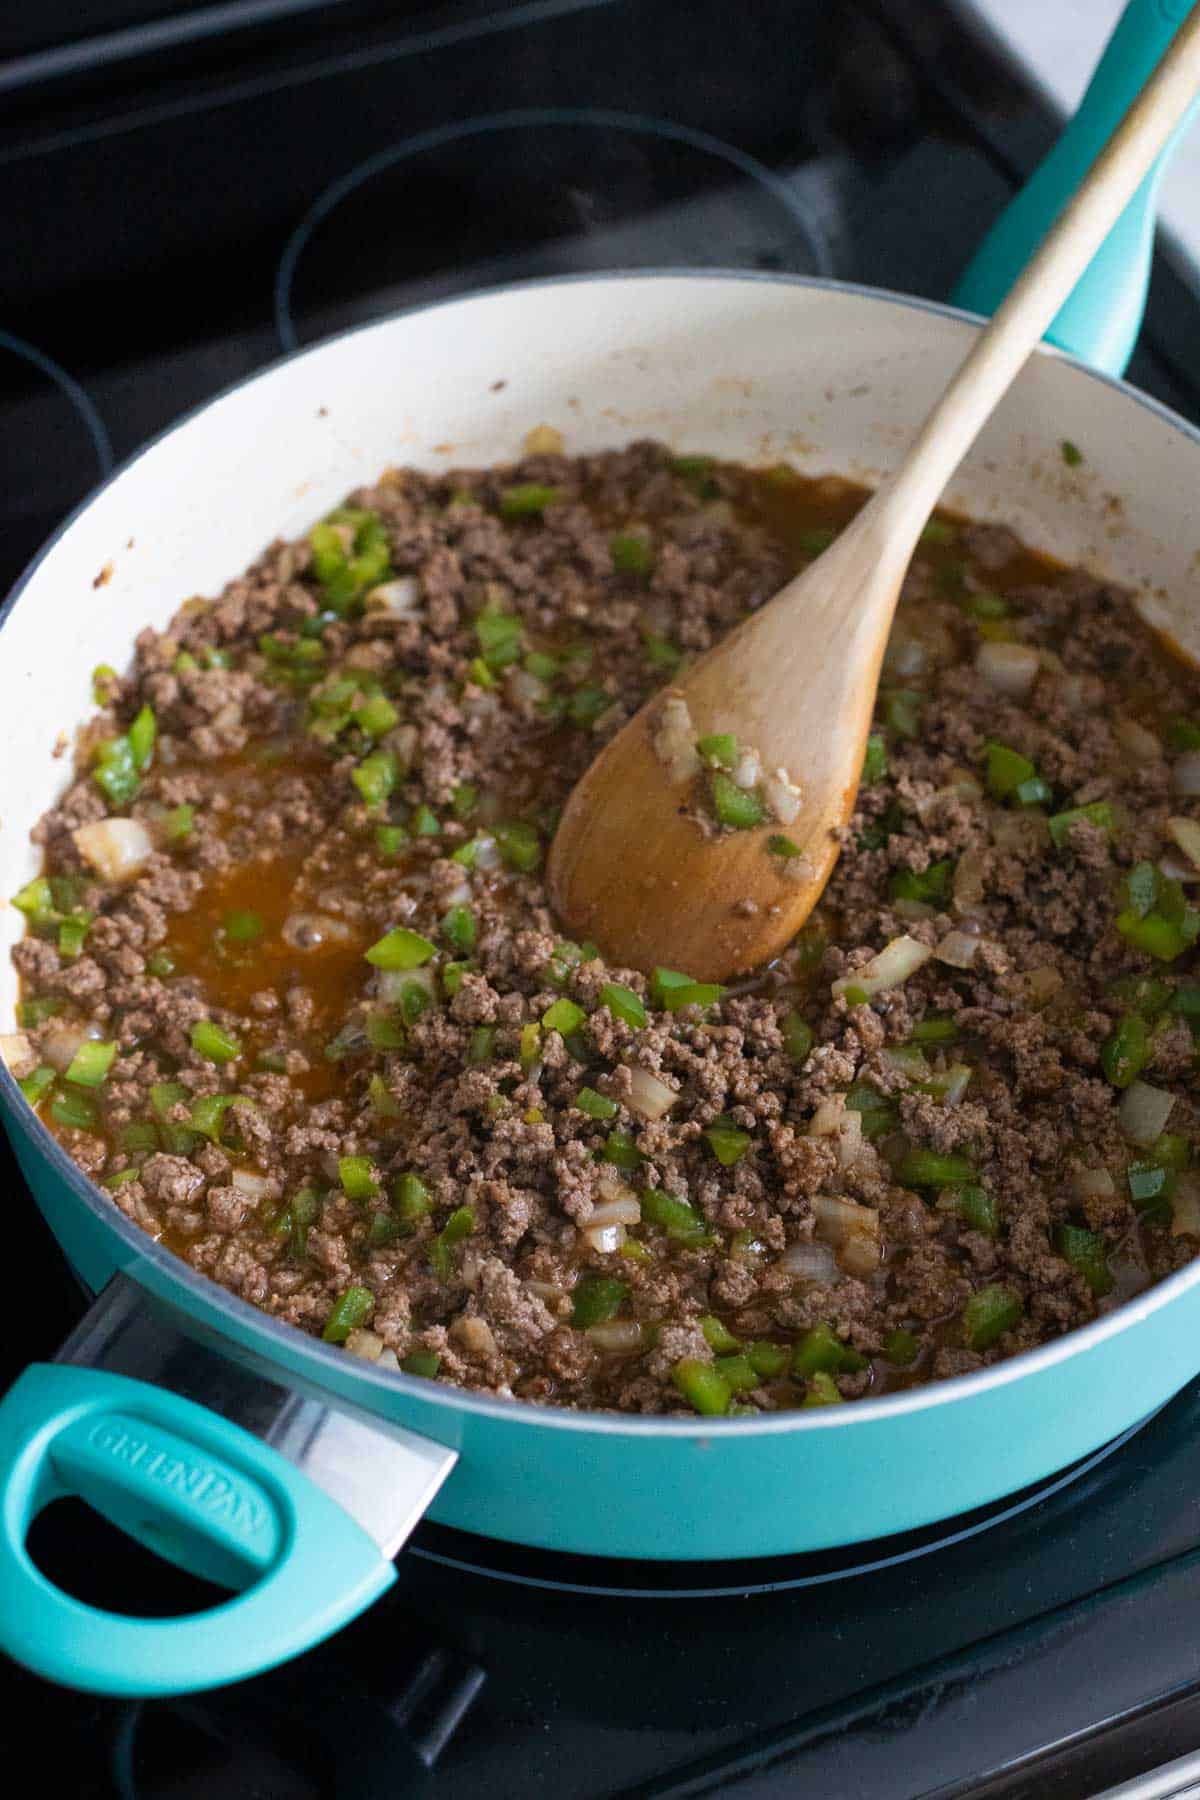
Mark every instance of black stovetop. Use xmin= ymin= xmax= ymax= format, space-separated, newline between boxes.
xmin=7 ymin=2 xmax=1200 ymax=1795
xmin=15 ymin=1188 xmax=1200 ymax=1800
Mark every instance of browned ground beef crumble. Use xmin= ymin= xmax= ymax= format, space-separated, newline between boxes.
xmin=11 ymin=439 xmax=1200 ymax=1415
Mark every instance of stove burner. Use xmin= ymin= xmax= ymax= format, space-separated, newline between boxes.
xmin=407 ymin=1406 xmax=1160 ymax=1598
xmin=0 ymin=332 xmax=112 ymax=590
xmin=274 ymin=106 xmax=834 ymax=351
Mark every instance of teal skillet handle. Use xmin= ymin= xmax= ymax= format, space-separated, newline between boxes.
xmin=0 ymin=1362 xmax=400 ymax=1696
xmin=952 ymin=0 xmax=1200 ymax=376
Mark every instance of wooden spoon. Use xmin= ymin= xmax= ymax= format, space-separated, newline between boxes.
xmin=548 ymin=9 xmax=1200 ymax=982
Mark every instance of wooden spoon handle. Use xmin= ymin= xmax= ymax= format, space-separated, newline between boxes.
xmin=863 ymin=3 xmax=1200 ymax=555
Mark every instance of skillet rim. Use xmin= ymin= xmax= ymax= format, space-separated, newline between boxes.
xmin=3 ymin=264 xmax=1198 ymax=1438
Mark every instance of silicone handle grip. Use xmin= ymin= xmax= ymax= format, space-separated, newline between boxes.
xmin=0 ymin=1364 xmax=396 ymax=1696
xmin=952 ymin=0 xmax=1200 ymax=375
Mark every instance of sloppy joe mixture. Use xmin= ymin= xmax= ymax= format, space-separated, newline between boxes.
xmin=9 ymin=437 xmax=1200 ymax=1417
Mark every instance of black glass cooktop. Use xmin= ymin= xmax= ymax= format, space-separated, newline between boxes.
xmin=4 ymin=0 xmax=1200 ymax=593
xmin=14 ymin=1198 xmax=1200 ymax=1800
xmin=7 ymin=2 xmax=1200 ymax=1795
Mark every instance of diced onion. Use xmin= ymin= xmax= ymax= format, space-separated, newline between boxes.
xmin=589 ymin=1190 xmax=642 ymax=1226
xmin=0 ymin=1032 xmax=35 ymax=1078
xmin=807 ymin=1098 xmax=844 ymax=1138
xmin=733 ymin=746 xmax=762 ymax=790
xmin=1118 ymin=1078 xmax=1176 ymax=1146
xmin=40 ymin=1019 xmax=95 ymax=1072
xmin=365 ymin=577 xmax=420 ymax=616
xmin=975 ymin=641 xmax=1039 ymax=697
xmin=652 ymin=695 xmax=701 ymax=784
xmin=935 ymin=929 xmax=981 ymax=970
xmin=627 ymin=1065 xmax=677 ymax=1121
xmin=914 ymin=771 xmax=983 ymax=821
xmin=458 ymin=1248 xmax=483 ymax=1291
xmin=778 ymin=1241 xmax=842 ymax=1283
xmin=832 ymin=933 xmax=931 ymax=1001
xmin=763 ymin=767 xmax=802 ymax=825
xmin=450 ymin=1314 xmax=498 ymax=1359
xmin=809 ymin=1099 xmax=869 ymax=1170
xmin=814 ymin=1193 xmax=880 ymax=1247
xmin=1115 ymin=718 xmax=1161 ymax=763
xmin=377 ymin=1347 xmax=401 ymax=1371
xmin=231 ymin=1169 xmax=271 ymax=1199
xmin=596 ymin=1164 xmax=636 ymax=1202
xmin=838 ymin=1230 xmax=881 ymax=1278
xmin=523 ymin=423 xmax=564 ymax=455
xmin=470 ymin=833 xmax=502 ymax=871
xmin=583 ymin=1221 xmax=627 ymax=1253
xmin=73 ymin=816 xmax=153 ymax=883
xmin=586 ymin=1319 xmax=644 ymax=1352
xmin=1073 ymin=1166 xmax=1115 ymax=1202
xmin=835 ymin=1107 xmax=868 ymax=1170
xmin=527 ymin=1280 xmax=566 ymax=1304
xmin=1172 ymin=1172 xmax=1200 ymax=1238
xmin=1173 ymin=752 xmax=1200 ymax=796
xmin=939 ymin=1063 xmax=973 ymax=1106
xmin=1167 ymin=816 xmax=1200 ymax=870
xmin=345 ymin=1328 xmax=384 ymax=1362
xmin=378 ymin=965 xmax=438 ymax=1005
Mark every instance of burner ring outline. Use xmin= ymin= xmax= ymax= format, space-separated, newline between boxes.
xmin=273 ymin=104 xmax=835 ymax=351
xmin=0 ymin=329 xmax=113 ymax=478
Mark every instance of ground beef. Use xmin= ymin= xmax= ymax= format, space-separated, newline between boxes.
xmin=11 ymin=442 xmax=1200 ymax=1417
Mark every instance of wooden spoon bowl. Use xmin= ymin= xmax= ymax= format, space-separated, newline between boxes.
xmin=549 ymin=520 xmax=907 ymax=979
xmin=549 ymin=11 xmax=1200 ymax=981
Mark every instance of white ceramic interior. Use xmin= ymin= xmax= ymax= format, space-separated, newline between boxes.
xmin=4 ymin=270 xmax=1200 ymax=1020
